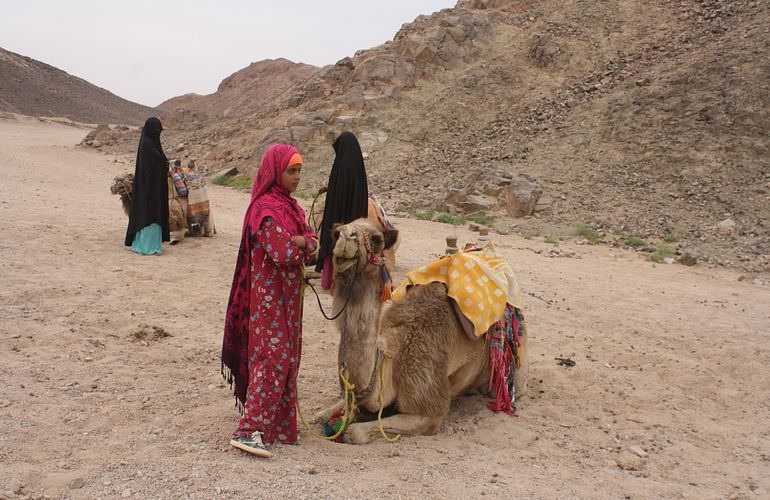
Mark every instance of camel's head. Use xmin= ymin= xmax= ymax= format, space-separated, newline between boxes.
xmin=332 ymin=218 xmax=398 ymax=274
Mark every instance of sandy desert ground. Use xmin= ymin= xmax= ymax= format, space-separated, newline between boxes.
xmin=0 ymin=118 xmax=768 ymax=499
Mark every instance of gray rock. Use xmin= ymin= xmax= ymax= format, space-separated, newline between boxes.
xmin=461 ymin=194 xmax=497 ymax=213
xmin=357 ymin=130 xmax=389 ymax=151
xmin=528 ymin=35 xmax=560 ymax=67
xmin=288 ymin=126 xmax=316 ymax=142
xmin=680 ymin=249 xmax=699 ymax=266
xmin=629 ymin=445 xmax=649 ymax=458
xmin=445 ymin=167 xmax=540 ymax=217
xmin=335 ymin=57 xmax=354 ymax=69
xmin=716 ymin=218 xmax=736 ymax=234
xmin=261 ymin=127 xmax=292 ymax=145
xmin=352 ymin=54 xmax=415 ymax=89
xmin=69 ymin=477 xmax=85 ymax=489
xmin=214 ymin=167 xmax=239 ymax=178
xmin=504 ymin=175 xmax=541 ymax=217
xmin=615 ymin=452 xmax=643 ymax=471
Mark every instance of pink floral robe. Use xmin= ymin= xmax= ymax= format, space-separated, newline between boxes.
xmin=233 ymin=217 xmax=316 ymax=444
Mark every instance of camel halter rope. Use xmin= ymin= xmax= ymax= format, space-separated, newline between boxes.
xmin=304 ymin=255 xmax=362 ymax=321
xmin=303 ymin=230 xmax=386 ymax=321
xmin=295 ymin=350 xmax=400 ymax=443
xmin=309 ymin=190 xmax=323 ymax=233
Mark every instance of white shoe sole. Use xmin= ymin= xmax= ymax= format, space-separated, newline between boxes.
xmin=229 ymin=439 xmax=272 ymax=458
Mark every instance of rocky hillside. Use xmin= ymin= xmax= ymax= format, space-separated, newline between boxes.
xmin=157 ymin=58 xmax=318 ymax=117
xmin=85 ymin=0 xmax=770 ymax=275
xmin=0 ymin=47 xmax=154 ymax=125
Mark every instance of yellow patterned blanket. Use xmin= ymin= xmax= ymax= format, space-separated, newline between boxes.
xmin=392 ymin=246 xmax=523 ymax=336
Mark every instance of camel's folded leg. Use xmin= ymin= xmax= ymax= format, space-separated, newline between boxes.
xmin=343 ymin=414 xmax=443 ymax=445
xmin=312 ymin=400 xmax=345 ymax=424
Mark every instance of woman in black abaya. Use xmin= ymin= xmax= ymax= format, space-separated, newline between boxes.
xmin=315 ymin=131 xmax=369 ymax=288
xmin=125 ymin=117 xmax=170 ymax=255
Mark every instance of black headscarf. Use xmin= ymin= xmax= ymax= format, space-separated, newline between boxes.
xmin=124 ymin=117 xmax=170 ymax=246
xmin=315 ymin=131 xmax=369 ymax=271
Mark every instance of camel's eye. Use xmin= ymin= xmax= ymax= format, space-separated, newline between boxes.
xmin=350 ymin=232 xmax=358 ymax=240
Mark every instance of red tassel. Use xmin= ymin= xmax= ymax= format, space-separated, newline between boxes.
xmin=487 ymin=331 xmax=517 ymax=417
xmin=380 ymin=284 xmax=392 ymax=302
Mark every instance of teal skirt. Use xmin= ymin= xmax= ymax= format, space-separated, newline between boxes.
xmin=131 ymin=224 xmax=163 ymax=255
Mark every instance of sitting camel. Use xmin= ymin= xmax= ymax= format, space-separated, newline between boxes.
xmin=315 ymin=218 xmax=529 ymax=444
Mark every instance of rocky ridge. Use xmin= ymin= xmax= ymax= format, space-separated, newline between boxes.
xmin=84 ymin=0 xmax=770 ymax=275
xmin=157 ymin=58 xmax=318 ymax=118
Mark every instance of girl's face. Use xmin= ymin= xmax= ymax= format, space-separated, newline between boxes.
xmin=281 ymin=163 xmax=302 ymax=193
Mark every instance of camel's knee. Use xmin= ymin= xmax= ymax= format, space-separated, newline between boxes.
xmin=342 ymin=422 xmax=377 ymax=445
xmin=424 ymin=416 xmax=443 ymax=435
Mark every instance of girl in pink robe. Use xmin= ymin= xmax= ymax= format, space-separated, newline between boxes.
xmin=222 ymin=144 xmax=317 ymax=457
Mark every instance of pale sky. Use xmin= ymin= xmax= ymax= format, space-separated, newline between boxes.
xmin=1 ymin=1 xmax=457 ymax=107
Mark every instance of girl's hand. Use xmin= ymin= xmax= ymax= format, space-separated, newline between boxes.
xmin=292 ymin=235 xmax=307 ymax=248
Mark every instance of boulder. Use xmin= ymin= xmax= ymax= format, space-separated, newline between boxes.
xmin=215 ymin=167 xmax=239 ymax=178
xmin=286 ymin=111 xmax=333 ymax=128
xmin=458 ymin=0 xmax=507 ymax=9
xmin=716 ymin=218 xmax=736 ymax=234
xmin=459 ymin=194 xmax=497 ymax=213
xmin=81 ymin=124 xmax=114 ymax=147
xmin=680 ymin=248 xmax=699 ymax=266
xmin=289 ymin=125 xmax=317 ymax=142
xmin=352 ymin=54 xmax=415 ymax=89
xmin=528 ymin=35 xmax=561 ymax=67
xmin=445 ymin=26 xmax=468 ymax=43
xmin=494 ymin=224 xmax=510 ymax=235
xmin=400 ymin=38 xmax=440 ymax=65
xmin=356 ymin=129 xmax=389 ymax=152
xmin=335 ymin=57 xmax=355 ymax=69
xmin=333 ymin=86 xmax=366 ymax=113
xmin=505 ymin=175 xmax=541 ymax=217
xmin=261 ymin=127 xmax=292 ymax=145
xmin=446 ymin=167 xmax=541 ymax=217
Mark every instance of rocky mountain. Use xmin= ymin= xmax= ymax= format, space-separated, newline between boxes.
xmin=157 ymin=58 xmax=317 ymax=118
xmin=0 ymin=47 xmax=154 ymax=125
xmin=84 ymin=0 xmax=770 ymax=275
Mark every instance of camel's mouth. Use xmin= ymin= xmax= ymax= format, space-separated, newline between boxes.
xmin=334 ymin=255 xmax=359 ymax=273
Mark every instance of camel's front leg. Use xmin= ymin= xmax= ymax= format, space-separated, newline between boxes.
xmin=343 ymin=414 xmax=443 ymax=444
xmin=312 ymin=400 xmax=345 ymax=424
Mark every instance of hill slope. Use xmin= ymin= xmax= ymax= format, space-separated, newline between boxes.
xmin=86 ymin=0 xmax=770 ymax=274
xmin=0 ymin=47 xmax=155 ymax=125
xmin=157 ymin=58 xmax=318 ymax=117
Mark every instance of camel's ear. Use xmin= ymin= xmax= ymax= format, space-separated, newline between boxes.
xmin=332 ymin=223 xmax=343 ymax=242
xmin=383 ymin=229 xmax=398 ymax=249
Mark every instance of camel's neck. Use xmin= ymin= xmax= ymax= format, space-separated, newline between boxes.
xmin=333 ymin=266 xmax=383 ymax=389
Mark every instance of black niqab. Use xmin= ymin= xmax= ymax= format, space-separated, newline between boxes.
xmin=124 ymin=117 xmax=170 ymax=246
xmin=315 ymin=131 xmax=369 ymax=271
